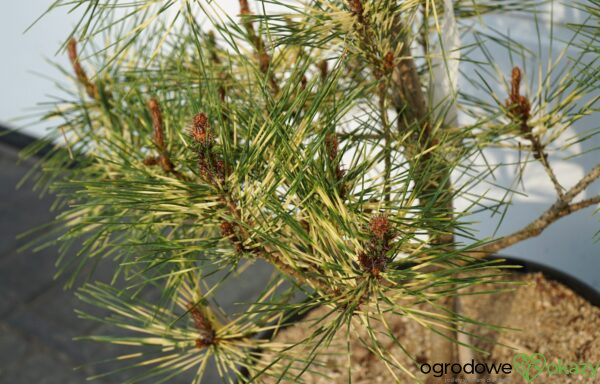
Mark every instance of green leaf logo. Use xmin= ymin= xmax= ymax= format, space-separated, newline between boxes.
xmin=513 ymin=353 xmax=546 ymax=382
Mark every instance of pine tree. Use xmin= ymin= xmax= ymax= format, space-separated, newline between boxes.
xmin=23 ymin=0 xmax=599 ymax=382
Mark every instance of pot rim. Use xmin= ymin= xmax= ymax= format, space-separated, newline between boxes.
xmin=488 ymin=254 xmax=600 ymax=307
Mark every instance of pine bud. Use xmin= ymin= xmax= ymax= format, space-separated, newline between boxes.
xmin=510 ymin=67 xmax=522 ymax=100
xmin=369 ymin=214 xmax=390 ymax=239
xmin=325 ymin=133 xmax=339 ymax=162
xmin=317 ymin=60 xmax=328 ymax=81
xmin=67 ymin=38 xmax=97 ymax=99
xmin=191 ymin=113 xmax=211 ymax=144
xmin=239 ymin=0 xmax=250 ymax=15
xmin=220 ymin=221 xmax=234 ymax=237
xmin=143 ymin=156 xmax=159 ymax=166
xmin=505 ymin=66 xmax=531 ymax=132
xmin=349 ymin=0 xmax=364 ymax=23
xmin=148 ymin=98 xmax=165 ymax=151
xmin=358 ymin=214 xmax=396 ymax=277
xmin=186 ymin=303 xmax=215 ymax=347
xmin=383 ymin=51 xmax=394 ymax=73
xmin=505 ymin=67 xmax=548 ymax=161
xmin=259 ymin=52 xmax=270 ymax=73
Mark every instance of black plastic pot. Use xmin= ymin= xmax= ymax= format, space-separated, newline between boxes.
xmin=488 ymin=254 xmax=600 ymax=307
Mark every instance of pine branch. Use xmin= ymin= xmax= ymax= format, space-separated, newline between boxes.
xmin=475 ymin=164 xmax=600 ymax=255
xmin=190 ymin=112 xmax=332 ymax=294
xmin=563 ymin=164 xmax=600 ymax=202
xmin=475 ymin=196 xmax=599 ymax=255
xmin=505 ymin=67 xmax=565 ymax=199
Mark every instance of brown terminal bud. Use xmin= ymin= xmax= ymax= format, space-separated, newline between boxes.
xmin=383 ymin=51 xmax=394 ymax=73
xmin=350 ymin=0 xmax=364 ymax=23
xmin=239 ymin=0 xmax=251 ymax=15
xmin=506 ymin=67 xmax=531 ymax=132
xmin=67 ymin=38 xmax=97 ymax=99
xmin=220 ymin=221 xmax=235 ymax=237
xmin=259 ymin=52 xmax=270 ymax=73
xmin=194 ymin=113 xmax=209 ymax=131
xmin=143 ymin=156 xmax=159 ymax=166
xmin=192 ymin=113 xmax=211 ymax=144
xmin=148 ymin=98 xmax=165 ymax=152
xmin=369 ymin=214 xmax=390 ymax=239
xmin=325 ymin=133 xmax=339 ymax=162
xmin=511 ymin=67 xmax=522 ymax=100
xmin=67 ymin=38 xmax=79 ymax=73
xmin=317 ymin=60 xmax=328 ymax=81
xmin=186 ymin=303 xmax=215 ymax=347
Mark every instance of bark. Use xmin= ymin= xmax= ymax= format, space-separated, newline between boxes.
xmin=466 ymin=165 xmax=600 ymax=258
xmin=391 ymin=40 xmax=458 ymax=382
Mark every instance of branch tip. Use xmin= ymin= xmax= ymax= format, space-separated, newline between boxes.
xmin=67 ymin=38 xmax=97 ymax=99
xmin=148 ymin=98 xmax=165 ymax=151
xmin=186 ymin=303 xmax=215 ymax=347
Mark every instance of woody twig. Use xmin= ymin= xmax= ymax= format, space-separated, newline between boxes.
xmin=325 ymin=133 xmax=347 ymax=198
xmin=474 ymin=164 xmax=600 ymax=256
xmin=506 ymin=67 xmax=565 ymax=199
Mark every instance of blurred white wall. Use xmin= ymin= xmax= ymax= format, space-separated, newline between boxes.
xmin=0 ymin=1 xmax=598 ymax=288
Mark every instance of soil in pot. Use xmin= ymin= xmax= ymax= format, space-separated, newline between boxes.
xmin=265 ymin=271 xmax=600 ymax=384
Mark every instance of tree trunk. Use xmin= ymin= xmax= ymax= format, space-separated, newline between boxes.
xmin=391 ymin=42 xmax=458 ymax=382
